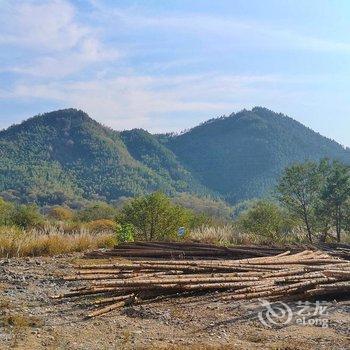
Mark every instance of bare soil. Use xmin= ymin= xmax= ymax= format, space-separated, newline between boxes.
xmin=1 ymin=254 xmax=349 ymax=350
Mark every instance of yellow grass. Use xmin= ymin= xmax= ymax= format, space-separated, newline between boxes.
xmin=0 ymin=226 xmax=116 ymax=258
xmin=189 ymin=224 xmax=257 ymax=245
xmin=189 ymin=224 xmax=303 ymax=245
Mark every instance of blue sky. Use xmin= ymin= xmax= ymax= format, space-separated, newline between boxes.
xmin=1 ymin=0 xmax=350 ymax=146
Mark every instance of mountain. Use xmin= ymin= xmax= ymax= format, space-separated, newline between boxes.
xmin=0 ymin=109 xmax=206 ymax=205
xmin=1 ymin=107 xmax=349 ymax=205
xmin=166 ymin=107 xmax=350 ymax=203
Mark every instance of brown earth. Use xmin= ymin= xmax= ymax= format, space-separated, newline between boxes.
xmin=0 ymin=254 xmax=349 ymax=350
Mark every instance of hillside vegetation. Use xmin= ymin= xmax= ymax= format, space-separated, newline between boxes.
xmin=166 ymin=107 xmax=350 ymax=203
xmin=1 ymin=107 xmax=349 ymax=205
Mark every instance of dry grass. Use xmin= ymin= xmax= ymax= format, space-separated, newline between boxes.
xmin=0 ymin=226 xmax=116 ymax=258
xmin=0 ymin=312 xmax=45 ymax=348
xmin=0 ymin=314 xmax=43 ymax=329
xmin=189 ymin=224 xmax=304 ymax=246
xmin=189 ymin=224 xmax=259 ymax=245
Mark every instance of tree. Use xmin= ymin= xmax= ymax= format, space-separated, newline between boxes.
xmin=12 ymin=204 xmax=44 ymax=229
xmin=277 ymin=162 xmax=322 ymax=242
xmin=319 ymin=161 xmax=350 ymax=242
xmin=343 ymin=200 xmax=350 ymax=235
xmin=0 ymin=198 xmax=14 ymax=226
xmin=237 ymin=200 xmax=295 ymax=240
xmin=118 ymin=192 xmax=192 ymax=240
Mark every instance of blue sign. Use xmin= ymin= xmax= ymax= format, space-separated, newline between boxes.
xmin=178 ymin=227 xmax=185 ymax=237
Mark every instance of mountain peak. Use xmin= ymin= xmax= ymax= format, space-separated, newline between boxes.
xmin=29 ymin=108 xmax=93 ymax=127
xmin=1 ymin=108 xmax=94 ymax=137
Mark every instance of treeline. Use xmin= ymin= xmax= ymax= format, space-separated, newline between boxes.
xmin=0 ymin=159 xmax=349 ymax=246
xmin=0 ymin=193 xmax=220 ymax=236
xmin=238 ymin=159 xmax=350 ymax=243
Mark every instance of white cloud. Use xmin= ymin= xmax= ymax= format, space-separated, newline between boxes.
xmin=0 ymin=0 xmax=119 ymax=78
xmin=1 ymin=73 xmax=292 ymax=131
xmin=0 ymin=0 xmax=87 ymax=51
xmin=11 ymin=37 xmax=119 ymax=78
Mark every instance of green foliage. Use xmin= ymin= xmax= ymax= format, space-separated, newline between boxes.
xmin=1 ymin=107 xmax=349 ymax=207
xmin=76 ymin=202 xmax=118 ymax=222
xmin=318 ymin=160 xmax=350 ymax=241
xmin=0 ymin=109 xmax=207 ymax=206
xmin=118 ymin=192 xmax=193 ymax=240
xmin=188 ymin=212 xmax=215 ymax=229
xmin=0 ymin=198 xmax=14 ymax=226
xmin=172 ymin=193 xmax=233 ymax=221
xmin=237 ymin=200 xmax=296 ymax=240
xmin=116 ymin=223 xmax=135 ymax=243
xmin=167 ymin=107 xmax=350 ymax=204
xmin=276 ymin=161 xmax=323 ymax=241
xmin=11 ymin=204 xmax=44 ymax=229
xmin=277 ymin=159 xmax=350 ymax=242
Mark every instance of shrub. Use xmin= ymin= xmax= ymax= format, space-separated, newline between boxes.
xmin=118 ymin=192 xmax=193 ymax=241
xmin=85 ymin=219 xmax=116 ymax=233
xmin=0 ymin=198 xmax=14 ymax=226
xmin=236 ymin=200 xmax=296 ymax=240
xmin=76 ymin=202 xmax=118 ymax=222
xmin=12 ymin=204 xmax=44 ymax=229
xmin=116 ymin=223 xmax=134 ymax=243
xmin=47 ymin=206 xmax=74 ymax=221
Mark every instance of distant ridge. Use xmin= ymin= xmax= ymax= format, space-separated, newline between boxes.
xmin=1 ymin=107 xmax=349 ymax=205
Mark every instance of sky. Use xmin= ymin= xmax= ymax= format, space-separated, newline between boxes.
xmin=1 ymin=0 xmax=350 ymax=146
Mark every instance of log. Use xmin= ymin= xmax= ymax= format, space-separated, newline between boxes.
xmin=86 ymin=297 xmax=133 ymax=318
xmin=93 ymin=294 xmax=135 ymax=305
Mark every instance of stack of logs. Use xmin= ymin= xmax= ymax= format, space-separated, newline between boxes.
xmin=54 ymin=249 xmax=350 ymax=318
xmin=317 ymin=242 xmax=350 ymax=260
xmin=85 ymin=241 xmax=293 ymax=260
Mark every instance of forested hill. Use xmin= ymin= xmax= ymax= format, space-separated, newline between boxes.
xmin=0 ymin=109 xmax=207 ymax=205
xmin=1 ymin=107 xmax=349 ymax=205
xmin=166 ymin=107 xmax=350 ymax=203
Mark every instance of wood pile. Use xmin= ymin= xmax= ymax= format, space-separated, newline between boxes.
xmin=317 ymin=242 xmax=350 ymax=260
xmin=85 ymin=241 xmax=291 ymax=260
xmin=54 ymin=249 xmax=350 ymax=318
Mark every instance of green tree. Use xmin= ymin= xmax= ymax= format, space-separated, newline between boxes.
xmin=276 ymin=162 xmax=322 ymax=242
xmin=0 ymin=198 xmax=14 ymax=226
xmin=319 ymin=161 xmax=350 ymax=242
xmin=237 ymin=200 xmax=295 ymax=240
xmin=118 ymin=192 xmax=192 ymax=240
xmin=343 ymin=200 xmax=350 ymax=235
xmin=12 ymin=204 xmax=44 ymax=229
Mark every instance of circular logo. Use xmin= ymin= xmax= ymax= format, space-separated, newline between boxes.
xmin=258 ymin=300 xmax=293 ymax=328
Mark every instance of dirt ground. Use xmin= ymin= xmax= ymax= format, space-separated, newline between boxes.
xmin=0 ymin=254 xmax=349 ymax=350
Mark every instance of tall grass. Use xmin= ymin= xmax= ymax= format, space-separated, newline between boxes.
xmin=189 ymin=224 xmax=252 ymax=245
xmin=189 ymin=224 xmax=305 ymax=246
xmin=0 ymin=226 xmax=115 ymax=258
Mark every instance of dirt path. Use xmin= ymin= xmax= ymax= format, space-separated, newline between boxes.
xmin=1 ymin=255 xmax=349 ymax=349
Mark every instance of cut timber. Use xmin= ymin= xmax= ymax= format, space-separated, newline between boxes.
xmin=87 ymin=298 xmax=133 ymax=318
xmin=56 ymin=246 xmax=350 ymax=318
